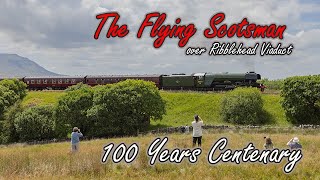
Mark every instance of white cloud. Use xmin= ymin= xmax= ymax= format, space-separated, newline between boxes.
xmin=0 ymin=0 xmax=319 ymax=79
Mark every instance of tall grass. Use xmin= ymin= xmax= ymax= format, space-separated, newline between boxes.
xmin=0 ymin=132 xmax=319 ymax=179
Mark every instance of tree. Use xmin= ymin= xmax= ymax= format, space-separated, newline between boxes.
xmin=55 ymin=85 xmax=94 ymax=138
xmin=14 ymin=106 xmax=55 ymax=141
xmin=0 ymin=79 xmax=27 ymax=100
xmin=88 ymin=80 xmax=166 ymax=137
xmin=220 ymin=87 xmax=264 ymax=125
xmin=0 ymin=85 xmax=19 ymax=117
xmin=281 ymin=75 xmax=320 ymax=124
xmin=0 ymin=101 xmax=23 ymax=143
xmin=0 ymin=79 xmax=26 ymax=143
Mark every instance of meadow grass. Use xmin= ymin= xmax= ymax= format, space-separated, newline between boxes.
xmin=22 ymin=91 xmax=65 ymax=107
xmin=22 ymin=91 xmax=289 ymax=129
xmin=151 ymin=91 xmax=288 ymax=128
xmin=0 ymin=131 xmax=319 ymax=179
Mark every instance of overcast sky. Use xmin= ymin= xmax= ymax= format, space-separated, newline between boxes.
xmin=0 ymin=0 xmax=319 ymax=79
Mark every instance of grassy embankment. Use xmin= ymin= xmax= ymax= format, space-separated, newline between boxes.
xmin=0 ymin=132 xmax=319 ymax=179
xmin=2 ymin=91 xmax=318 ymax=179
xmin=22 ymin=91 xmax=289 ymax=129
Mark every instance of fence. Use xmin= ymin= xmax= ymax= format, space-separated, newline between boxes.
xmin=4 ymin=124 xmax=320 ymax=146
xmin=146 ymin=124 xmax=320 ymax=135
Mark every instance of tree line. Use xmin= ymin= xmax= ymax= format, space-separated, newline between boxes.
xmin=0 ymin=75 xmax=319 ymax=144
xmin=0 ymin=80 xmax=166 ymax=143
xmin=221 ymin=75 xmax=320 ymax=125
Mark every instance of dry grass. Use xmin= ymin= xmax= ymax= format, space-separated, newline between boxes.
xmin=0 ymin=131 xmax=319 ymax=179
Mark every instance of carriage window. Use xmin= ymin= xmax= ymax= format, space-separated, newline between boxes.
xmin=43 ymin=79 xmax=48 ymax=84
xmin=58 ymin=79 xmax=62 ymax=84
xmin=52 ymin=79 xmax=56 ymax=84
xmin=71 ymin=79 xmax=76 ymax=84
xmin=65 ymin=79 xmax=69 ymax=84
xmin=31 ymin=80 xmax=35 ymax=84
xmin=37 ymin=80 xmax=41 ymax=84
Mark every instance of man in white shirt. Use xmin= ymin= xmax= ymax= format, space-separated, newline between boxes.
xmin=192 ymin=115 xmax=204 ymax=147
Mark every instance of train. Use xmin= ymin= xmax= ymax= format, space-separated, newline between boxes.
xmin=0 ymin=72 xmax=262 ymax=91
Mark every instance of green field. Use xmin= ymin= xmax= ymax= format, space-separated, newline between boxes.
xmin=0 ymin=131 xmax=318 ymax=179
xmin=22 ymin=91 xmax=65 ymax=107
xmin=3 ymin=91 xmax=317 ymax=179
xmin=22 ymin=91 xmax=289 ymax=129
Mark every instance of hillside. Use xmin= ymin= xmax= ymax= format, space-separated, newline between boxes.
xmin=152 ymin=91 xmax=288 ymax=128
xmin=22 ymin=91 xmax=289 ymax=128
xmin=0 ymin=53 xmax=60 ymax=77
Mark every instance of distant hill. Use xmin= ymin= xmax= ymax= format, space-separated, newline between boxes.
xmin=0 ymin=54 xmax=60 ymax=77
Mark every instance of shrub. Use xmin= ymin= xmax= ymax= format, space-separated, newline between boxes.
xmin=0 ymin=79 xmax=26 ymax=120
xmin=0 ymin=79 xmax=27 ymax=100
xmin=281 ymin=75 xmax=320 ymax=124
xmin=0 ymin=85 xmax=19 ymax=117
xmin=88 ymin=80 xmax=166 ymax=136
xmin=0 ymin=102 xmax=23 ymax=143
xmin=14 ymin=106 xmax=55 ymax=141
xmin=65 ymin=82 xmax=91 ymax=92
xmin=55 ymin=85 xmax=94 ymax=138
xmin=221 ymin=87 xmax=264 ymax=125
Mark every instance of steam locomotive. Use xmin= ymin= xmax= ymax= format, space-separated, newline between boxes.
xmin=0 ymin=72 xmax=261 ymax=91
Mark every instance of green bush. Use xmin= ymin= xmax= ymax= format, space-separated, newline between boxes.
xmin=14 ymin=106 xmax=55 ymax=141
xmin=0 ymin=85 xmax=19 ymax=115
xmin=65 ymin=82 xmax=91 ymax=92
xmin=88 ymin=80 xmax=166 ymax=136
xmin=0 ymin=102 xmax=23 ymax=143
xmin=0 ymin=79 xmax=27 ymax=100
xmin=0 ymin=79 xmax=27 ymax=119
xmin=55 ymin=85 xmax=93 ymax=138
xmin=281 ymin=75 xmax=320 ymax=124
xmin=221 ymin=88 xmax=264 ymax=125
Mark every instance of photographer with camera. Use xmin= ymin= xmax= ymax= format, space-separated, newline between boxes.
xmin=192 ymin=115 xmax=204 ymax=147
xmin=263 ymin=136 xmax=274 ymax=149
xmin=71 ymin=127 xmax=83 ymax=153
xmin=287 ymin=137 xmax=302 ymax=150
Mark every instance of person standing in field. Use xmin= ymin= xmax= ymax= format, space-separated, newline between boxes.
xmin=192 ymin=115 xmax=204 ymax=147
xmin=71 ymin=127 xmax=83 ymax=153
xmin=287 ymin=137 xmax=302 ymax=150
xmin=260 ymin=84 xmax=266 ymax=92
xmin=263 ymin=136 xmax=274 ymax=149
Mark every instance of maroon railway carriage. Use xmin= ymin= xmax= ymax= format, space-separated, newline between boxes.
xmin=24 ymin=76 xmax=86 ymax=90
xmin=85 ymin=75 xmax=162 ymax=88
